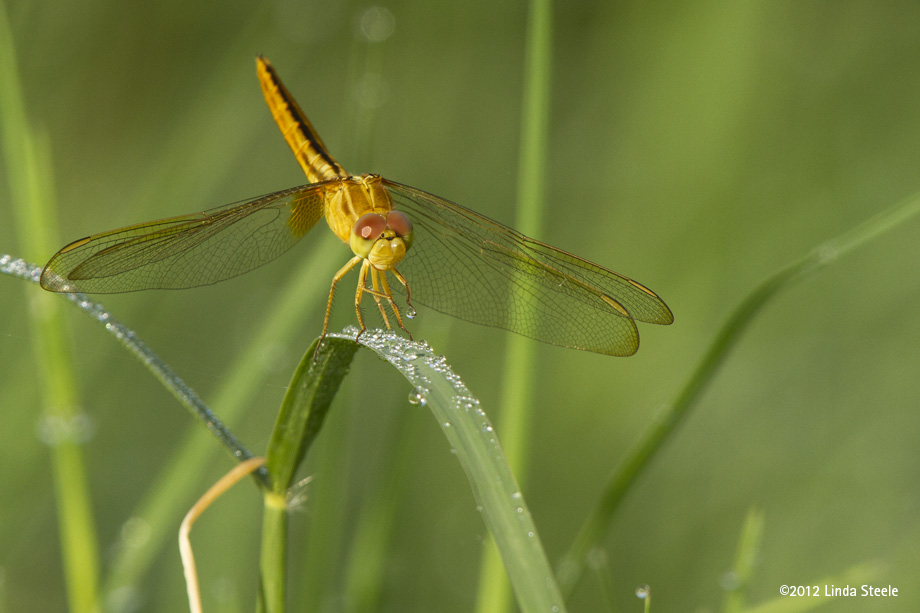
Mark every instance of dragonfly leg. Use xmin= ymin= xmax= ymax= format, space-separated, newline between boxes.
xmin=353 ymin=259 xmax=371 ymax=342
xmin=369 ymin=267 xmax=393 ymax=330
xmin=391 ymin=268 xmax=413 ymax=311
xmin=377 ymin=270 xmax=412 ymax=340
xmin=316 ymin=255 xmax=362 ymax=360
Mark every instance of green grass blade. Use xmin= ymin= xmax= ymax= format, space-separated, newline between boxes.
xmin=335 ymin=329 xmax=566 ymax=613
xmin=265 ymin=337 xmax=358 ymax=492
xmin=722 ymin=507 xmax=765 ymax=613
xmin=478 ymin=0 xmax=553 ymax=610
xmin=557 ymin=189 xmax=920 ymax=596
xmin=259 ymin=336 xmax=358 ymax=613
xmin=0 ymin=4 xmax=101 ymax=610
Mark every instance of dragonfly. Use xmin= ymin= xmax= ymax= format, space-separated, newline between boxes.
xmin=41 ymin=56 xmax=672 ymax=356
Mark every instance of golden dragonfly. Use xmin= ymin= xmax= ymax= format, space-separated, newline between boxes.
xmin=41 ymin=56 xmax=672 ymax=356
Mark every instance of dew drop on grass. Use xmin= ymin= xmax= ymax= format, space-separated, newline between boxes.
xmin=342 ymin=325 xmax=361 ymax=339
xmin=636 ymin=585 xmax=651 ymax=599
xmin=408 ymin=387 xmax=428 ymax=406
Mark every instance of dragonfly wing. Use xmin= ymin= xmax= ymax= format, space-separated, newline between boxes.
xmin=383 ymin=180 xmax=672 ymax=356
xmin=41 ymin=183 xmax=328 ymax=293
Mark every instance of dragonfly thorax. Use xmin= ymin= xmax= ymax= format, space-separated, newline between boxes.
xmin=323 ymin=174 xmax=392 ymax=243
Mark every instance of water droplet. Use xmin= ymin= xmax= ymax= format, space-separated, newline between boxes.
xmin=405 ymin=305 xmax=417 ymax=319
xmin=636 ymin=585 xmax=651 ymax=599
xmin=342 ymin=325 xmax=361 ymax=337
xmin=442 ymin=421 xmax=451 ymax=428
xmin=408 ymin=387 xmax=428 ymax=406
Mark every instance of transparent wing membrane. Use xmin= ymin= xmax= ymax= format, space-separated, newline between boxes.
xmin=41 ymin=184 xmax=327 ymax=293
xmin=382 ymin=180 xmax=672 ymax=356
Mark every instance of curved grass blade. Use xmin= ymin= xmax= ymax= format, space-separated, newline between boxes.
xmin=2 ymin=257 xmax=268 ymax=483
xmin=337 ymin=328 xmax=567 ymax=613
xmin=556 ymin=188 xmax=920 ymax=597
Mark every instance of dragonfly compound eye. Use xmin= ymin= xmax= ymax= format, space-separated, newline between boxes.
xmin=386 ymin=210 xmax=414 ymax=250
xmin=350 ymin=213 xmax=388 ymax=258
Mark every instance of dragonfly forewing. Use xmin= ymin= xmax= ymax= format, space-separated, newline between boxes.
xmin=41 ymin=184 xmax=328 ymax=293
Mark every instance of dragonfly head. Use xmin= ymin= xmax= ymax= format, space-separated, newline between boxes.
xmin=350 ymin=210 xmax=414 ymax=270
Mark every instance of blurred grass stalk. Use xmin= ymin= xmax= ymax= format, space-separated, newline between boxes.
xmin=0 ymin=3 xmax=101 ymax=611
xmin=722 ymin=506 xmax=765 ymax=613
xmin=475 ymin=0 xmax=553 ymax=611
xmin=557 ymin=189 xmax=920 ymax=596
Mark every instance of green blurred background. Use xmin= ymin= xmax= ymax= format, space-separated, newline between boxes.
xmin=2 ymin=1 xmax=919 ymax=611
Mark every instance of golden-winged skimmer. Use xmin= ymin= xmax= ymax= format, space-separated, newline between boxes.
xmin=41 ymin=56 xmax=672 ymax=356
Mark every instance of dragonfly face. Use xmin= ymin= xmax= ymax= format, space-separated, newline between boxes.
xmin=350 ymin=209 xmax=414 ymax=270
xmin=40 ymin=55 xmax=672 ymax=356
